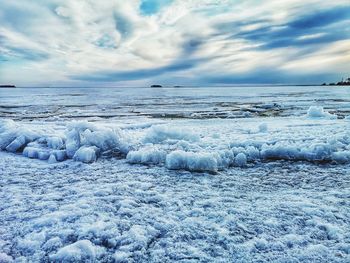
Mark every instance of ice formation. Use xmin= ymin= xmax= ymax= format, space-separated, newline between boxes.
xmin=0 ymin=120 xmax=129 ymax=164
xmin=143 ymin=125 xmax=200 ymax=143
xmin=306 ymin=106 xmax=337 ymax=119
xmin=1 ymin=113 xmax=350 ymax=172
xmin=258 ymin=123 xmax=268 ymax=133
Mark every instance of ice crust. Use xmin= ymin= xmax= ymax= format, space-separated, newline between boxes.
xmin=1 ymin=113 xmax=350 ymax=172
xmin=1 ymin=151 xmax=349 ymax=262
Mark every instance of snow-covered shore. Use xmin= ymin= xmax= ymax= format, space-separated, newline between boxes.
xmin=1 ymin=106 xmax=350 ymax=173
xmin=1 ymin=151 xmax=349 ymax=262
xmin=1 ymin=86 xmax=350 ymax=262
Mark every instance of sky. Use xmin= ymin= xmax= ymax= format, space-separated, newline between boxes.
xmin=0 ymin=0 xmax=349 ymax=87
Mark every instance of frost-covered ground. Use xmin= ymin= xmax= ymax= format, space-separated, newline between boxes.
xmin=0 ymin=86 xmax=350 ymax=262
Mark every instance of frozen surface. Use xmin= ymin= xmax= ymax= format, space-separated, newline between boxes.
xmin=1 ymin=116 xmax=350 ymax=172
xmin=0 ymin=86 xmax=350 ymax=121
xmin=0 ymin=152 xmax=349 ymax=262
xmin=1 ymin=86 xmax=350 ymax=262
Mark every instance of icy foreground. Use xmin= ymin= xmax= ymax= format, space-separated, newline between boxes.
xmin=0 ymin=107 xmax=350 ymax=261
xmin=0 ymin=151 xmax=349 ymax=262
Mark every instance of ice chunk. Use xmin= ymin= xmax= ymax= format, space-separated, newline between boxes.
xmin=216 ymin=150 xmax=234 ymax=169
xmin=0 ymin=132 xmax=17 ymax=150
xmin=48 ymin=154 xmax=57 ymax=163
xmin=261 ymin=143 xmax=300 ymax=160
xmin=23 ymin=147 xmax=39 ymax=159
xmin=50 ymin=240 xmax=98 ymax=262
xmin=66 ymin=129 xmax=81 ymax=158
xmin=65 ymin=122 xmax=129 ymax=160
xmin=143 ymin=125 xmax=199 ymax=143
xmin=66 ymin=121 xmax=97 ymax=132
xmin=5 ymin=135 xmax=29 ymax=152
xmin=47 ymin=136 xmax=64 ymax=150
xmin=83 ymin=128 xmax=123 ymax=152
xmin=258 ymin=123 xmax=268 ymax=133
xmin=38 ymin=150 xmax=50 ymax=160
xmin=235 ymin=152 xmax=247 ymax=167
xmin=332 ymin=151 xmax=350 ymax=164
xmin=81 ymin=128 xmax=129 ymax=154
xmin=307 ymin=106 xmax=337 ymax=119
xmin=73 ymin=146 xmax=99 ymax=163
xmin=246 ymin=146 xmax=260 ymax=160
xmin=127 ymin=148 xmax=166 ymax=165
xmin=166 ymin=150 xmax=218 ymax=173
xmin=51 ymin=150 xmax=67 ymax=162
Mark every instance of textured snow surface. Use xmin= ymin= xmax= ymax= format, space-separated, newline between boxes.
xmin=0 ymin=152 xmax=349 ymax=262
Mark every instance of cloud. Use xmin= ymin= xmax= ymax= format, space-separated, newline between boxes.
xmin=72 ymin=58 xmax=203 ymax=82
xmin=231 ymin=5 xmax=350 ymax=49
xmin=0 ymin=0 xmax=349 ymax=86
xmin=289 ymin=5 xmax=350 ymax=28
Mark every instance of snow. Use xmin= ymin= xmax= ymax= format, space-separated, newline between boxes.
xmin=50 ymin=240 xmax=102 ymax=262
xmin=1 ymin=114 xmax=350 ymax=172
xmin=1 ymin=86 xmax=350 ymax=262
xmin=1 ymin=151 xmax=349 ymax=262
xmin=143 ymin=125 xmax=199 ymax=143
xmin=0 ymin=253 xmax=13 ymax=263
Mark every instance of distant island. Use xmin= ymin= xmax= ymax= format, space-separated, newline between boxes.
xmin=322 ymin=77 xmax=350 ymax=86
xmin=151 ymin=84 xmax=162 ymax=88
xmin=0 ymin=84 xmax=16 ymax=88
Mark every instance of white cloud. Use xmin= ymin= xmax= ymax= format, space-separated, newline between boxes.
xmin=0 ymin=0 xmax=349 ymax=86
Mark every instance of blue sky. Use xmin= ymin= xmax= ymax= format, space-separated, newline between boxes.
xmin=0 ymin=0 xmax=349 ymax=86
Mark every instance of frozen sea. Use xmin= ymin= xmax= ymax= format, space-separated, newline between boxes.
xmin=0 ymin=86 xmax=350 ymax=262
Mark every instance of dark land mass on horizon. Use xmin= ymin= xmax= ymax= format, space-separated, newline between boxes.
xmin=0 ymin=85 xmax=16 ymax=88
xmin=322 ymin=77 xmax=350 ymax=86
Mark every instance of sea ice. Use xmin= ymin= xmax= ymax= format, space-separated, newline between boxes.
xmin=73 ymin=146 xmax=99 ymax=163
xmin=306 ymin=106 xmax=337 ymax=119
xmin=166 ymin=150 xmax=219 ymax=173
xmin=143 ymin=125 xmax=199 ymax=143
xmin=127 ymin=148 xmax=166 ymax=165
xmin=258 ymin=123 xmax=268 ymax=133
xmin=1 ymin=116 xmax=350 ymax=170
xmin=235 ymin=152 xmax=247 ymax=167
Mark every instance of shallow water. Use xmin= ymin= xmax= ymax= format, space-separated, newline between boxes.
xmin=1 ymin=86 xmax=350 ymax=121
